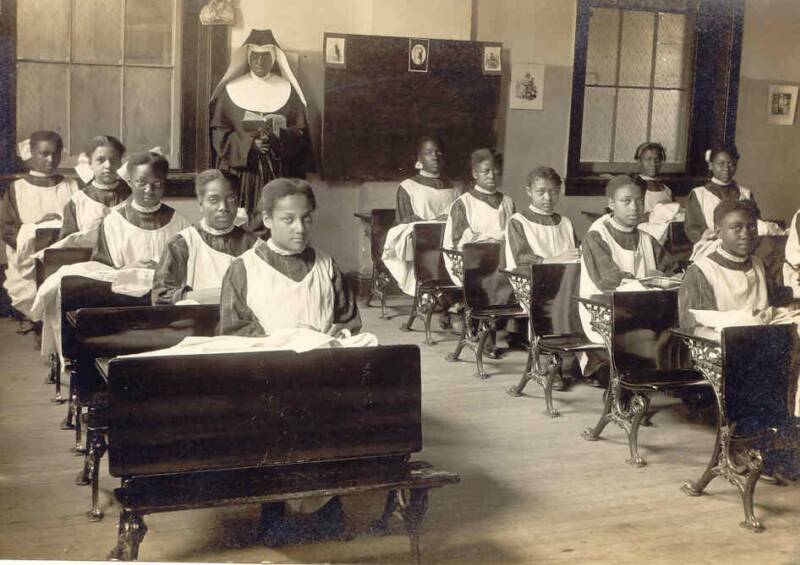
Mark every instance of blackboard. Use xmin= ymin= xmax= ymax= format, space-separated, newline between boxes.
xmin=322 ymin=33 xmax=502 ymax=182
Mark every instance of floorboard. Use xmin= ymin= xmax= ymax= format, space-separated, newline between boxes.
xmin=0 ymin=296 xmax=798 ymax=564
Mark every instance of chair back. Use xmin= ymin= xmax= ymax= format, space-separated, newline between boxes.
xmin=369 ymin=209 xmax=396 ymax=264
xmin=33 ymin=227 xmax=61 ymax=253
xmin=754 ymin=235 xmax=788 ymax=293
xmin=528 ymin=263 xmax=582 ymax=337
xmin=60 ymin=275 xmax=151 ymax=357
xmin=462 ymin=242 xmax=517 ymax=310
xmin=36 ymin=248 xmax=93 ymax=287
xmin=665 ymin=221 xmax=692 ymax=262
xmin=611 ymin=290 xmax=681 ymax=374
xmin=72 ymin=304 xmax=221 ymax=357
xmin=412 ymin=223 xmax=449 ymax=284
xmin=721 ymin=324 xmax=796 ymax=431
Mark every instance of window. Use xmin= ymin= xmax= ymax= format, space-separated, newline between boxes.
xmin=581 ymin=5 xmax=694 ymax=172
xmin=566 ymin=0 xmax=745 ymax=195
xmin=15 ymin=0 xmax=182 ymax=167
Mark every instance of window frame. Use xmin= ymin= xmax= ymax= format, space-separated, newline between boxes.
xmin=566 ymin=0 xmax=745 ymax=196
xmin=0 ymin=0 xmax=229 ymax=197
xmin=14 ymin=0 xmax=183 ymax=167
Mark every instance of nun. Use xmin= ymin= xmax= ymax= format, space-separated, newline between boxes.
xmin=209 ymin=29 xmax=313 ymax=220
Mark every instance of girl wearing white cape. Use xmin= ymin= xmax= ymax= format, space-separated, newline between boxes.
xmin=382 ymin=136 xmax=460 ymax=295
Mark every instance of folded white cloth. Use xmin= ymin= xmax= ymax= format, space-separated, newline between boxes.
xmin=120 ymin=328 xmax=380 ymax=358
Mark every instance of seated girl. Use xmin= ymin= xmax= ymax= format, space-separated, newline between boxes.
xmin=92 ymin=151 xmax=190 ymax=269
xmin=152 ymin=169 xmax=256 ymax=305
xmin=382 ymin=136 xmax=460 ymax=295
xmin=685 ymin=144 xmax=782 ymax=259
xmin=505 ymin=166 xmax=579 ymax=268
xmin=679 ymin=199 xmax=790 ymax=332
xmin=2 ymin=130 xmax=78 ymax=319
xmin=58 ymin=135 xmax=131 ymax=244
xmin=634 ymin=142 xmax=673 ymax=215
xmin=219 ymin=178 xmax=361 ymax=337
xmin=580 ymin=175 xmax=676 ymax=343
xmin=444 ymin=148 xmax=514 ymax=256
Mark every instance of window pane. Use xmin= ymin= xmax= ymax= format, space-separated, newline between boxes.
xmin=654 ymin=13 xmax=687 ymax=88
xmin=581 ymin=87 xmax=616 ymax=163
xmin=17 ymin=0 xmax=69 ymax=61
xmin=618 ymin=11 xmax=654 ymax=87
xmin=125 ymin=0 xmax=174 ymax=65
xmin=651 ymin=90 xmax=688 ymax=163
xmin=72 ymin=0 xmax=123 ymax=64
xmin=613 ymin=88 xmax=649 ymax=162
xmin=16 ymin=63 xmax=69 ymax=151
xmin=71 ymin=66 xmax=122 ymax=151
xmin=586 ymin=8 xmax=620 ymax=85
xmin=124 ymin=67 xmax=172 ymax=156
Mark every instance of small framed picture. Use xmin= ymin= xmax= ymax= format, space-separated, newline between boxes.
xmin=324 ymin=34 xmax=346 ymax=68
xmin=767 ymin=85 xmax=798 ymax=125
xmin=408 ymin=38 xmax=430 ymax=73
xmin=509 ymin=63 xmax=545 ymax=110
xmin=482 ymin=43 xmax=502 ymax=75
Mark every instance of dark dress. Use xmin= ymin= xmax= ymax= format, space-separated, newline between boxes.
xmin=210 ymin=87 xmax=311 ymax=213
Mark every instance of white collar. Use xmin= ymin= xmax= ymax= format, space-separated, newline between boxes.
xmin=130 ymin=200 xmax=162 ymax=214
xmin=529 ymin=204 xmax=554 ymax=216
xmin=200 ymin=218 xmax=235 ymax=236
xmin=225 ymin=72 xmax=292 ymax=113
xmin=717 ymin=245 xmax=748 ymax=263
xmin=639 ymin=174 xmax=656 ymax=181
xmin=28 ymin=170 xmax=48 ymax=177
xmin=92 ymin=179 xmax=119 ymax=191
xmin=609 ymin=216 xmax=636 ymax=233
xmin=711 ymin=177 xmax=733 ymax=186
xmin=266 ymin=237 xmax=303 ymax=256
xmin=473 ymin=185 xmax=496 ymax=195
xmin=419 ymin=170 xmax=440 ymax=179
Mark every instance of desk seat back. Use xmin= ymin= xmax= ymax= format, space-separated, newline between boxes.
xmin=528 ymin=263 xmax=582 ymax=336
xmin=34 ymin=227 xmax=61 ymax=253
xmin=370 ymin=209 xmax=397 ymax=264
xmin=36 ymin=248 xmax=93 ymax=287
xmin=721 ymin=324 xmax=797 ymax=430
xmin=61 ymin=275 xmax=151 ymax=355
xmin=462 ymin=242 xmax=517 ymax=310
xmin=106 ymin=344 xmax=422 ymax=478
xmin=412 ymin=223 xmax=449 ymax=284
xmin=611 ymin=290 xmax=682 ymax=374
xmin=72 ymin=304 xmax=220 ymax=357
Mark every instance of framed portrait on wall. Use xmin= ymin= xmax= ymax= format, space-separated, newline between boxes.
xmin=509 ymin=63 xmax=545 ymax=110
xmin=409 ymin=38 xmax=430 ymax=73
xmin=482 ymin=43 xmax=502 ymax=75
xmin=767 ymin=85 xmax=798 ymax=125
xmin=324 ymin=34 xmax=347 ymax=68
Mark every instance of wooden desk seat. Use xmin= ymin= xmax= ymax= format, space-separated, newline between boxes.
xmin=356 ymin=209 xmax=397 ymax=319
xmin=94 ymin=345 xmax=459 ymax=562
xmin=401 ymin=223 xmax=461 ymax=344
xmin=678 ymin=324 xmax=800 ymax=531
xmin=63 ymin=304 xmax=219 ymax=516
xmin=580 ymin=291 xmax=708 ymax=466
xmin=505 ymin=264 xmax=604 ymax=416
xmin=58 ymin=275 xmax=150 ymax=419
xmin=446 ymin=242 xmax=526 ymax=379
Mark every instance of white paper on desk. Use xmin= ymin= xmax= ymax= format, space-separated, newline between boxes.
xmin=689 ymin=307 xmax=770 ymax=332
xmin=110 ymin=267 xmax=154 ymax=297
xmin=120 ymin=328 xmax=380 ymax=358
xmin=615 ymin=279 xmax=654 ymax=292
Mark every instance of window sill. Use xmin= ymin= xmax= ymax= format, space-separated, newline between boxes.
xmin=565 ymin=173 xmax=710 ymax=196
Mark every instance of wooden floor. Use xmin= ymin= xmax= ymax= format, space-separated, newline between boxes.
xmin=1 ymin=297 xmax=799 ymax=564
